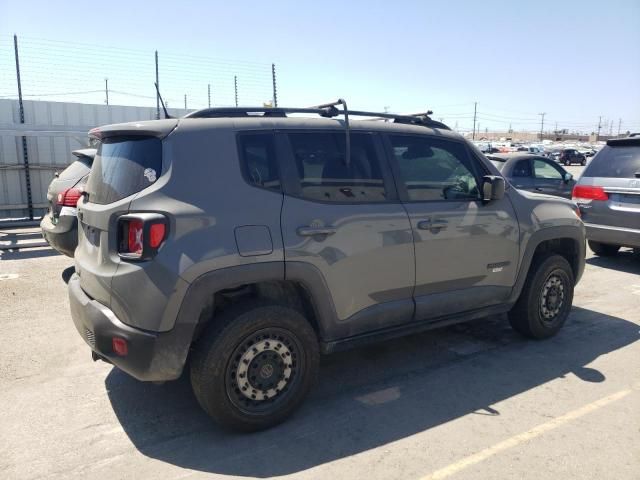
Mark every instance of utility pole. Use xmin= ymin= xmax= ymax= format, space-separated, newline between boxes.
xmin=617 ymin=118 xmax=622 ymax=136
xmin=554 ymin=121 xmax=558 ymax=133
xmin=14 ymin=34 xmax=33 ymax=220
xmin=155 ymin=51 xmax=160 ymax=119
xmin=234 ymin=75 xmax=238 ymax=107
xmin=208 ymin=84 xmax=211 ymax=108
xmin=271 ymin=63 xmax=278 ymax=107
xmin=597 ymin=116 xmax=602 ymax=138
xmin=184 ymin=94 xmax=187 ymax=110
xmin=472 ymin=102 xmax=477 ymax=140
xmin=105 ymin=78 xmax=109 ymax=106
xmin=609 ymin=120 xmax=613 ymax=136
xmin=538 ymin=112 xmax=546 ymax=141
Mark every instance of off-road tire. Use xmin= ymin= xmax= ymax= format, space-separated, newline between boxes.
xmin=588 ymin=240 xmax=620 ymax=257
xmin=190 ymin=301 xmax=319 ymax=432
xmin=509 ymin=254 xmax=574 ymax=339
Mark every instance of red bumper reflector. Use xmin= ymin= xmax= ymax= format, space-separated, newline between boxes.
xmin=112 ymin=337 xmax=128 ymax=356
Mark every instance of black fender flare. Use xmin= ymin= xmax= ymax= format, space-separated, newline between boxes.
xmin=509 ymin=225 xmax=585 ymax=304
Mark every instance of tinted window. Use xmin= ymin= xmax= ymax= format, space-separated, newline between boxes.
xmin=512 ymin=159 xmax=532 ymax=177
xmin=288 ymin=132 xmax=386 ymax=202
xmin=57 ymin=158 xmax=92 ymax=181
xmin=533 ymin=159 xmax=563 ymax=179
xmin=86 ymin=137 xmax=161 ymax=205
xmin=583 ymin=145 xmax=640 ymax=178
xmin=238 ymin=134 xmax=281 ymax=191
xmin=390 ymin=136 xmax=480 ymax=201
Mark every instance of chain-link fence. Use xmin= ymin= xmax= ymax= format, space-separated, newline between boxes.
xmin=0 ymin=35 xmax=279 ymax=222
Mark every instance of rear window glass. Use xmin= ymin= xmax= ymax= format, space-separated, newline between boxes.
xmin=57 ymin=157 xmax=92 ymax=181
xmin=584 ymin=145 xmax=640 ymax=178
xmin=288 ymin=132 xmax=386 ymax=203
xmin=86 ymin=136 xmax=162 ymax=205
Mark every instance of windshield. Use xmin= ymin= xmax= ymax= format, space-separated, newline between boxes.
xmin=85 ymin=136 xmax=162 ymax=205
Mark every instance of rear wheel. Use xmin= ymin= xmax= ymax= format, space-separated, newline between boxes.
xmin=509 ymin=254 xmax=574 ymax=339
xmin=588 ymin=240 xmax=620 ymax=256
xmin=190 ymin=302 xmax=319 ymax=432
xmin=564 ymin=159 xmax=571 ymax=166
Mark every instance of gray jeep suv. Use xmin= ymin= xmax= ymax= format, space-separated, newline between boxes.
xmin=69 ymin=102 xmax=585 ymax=431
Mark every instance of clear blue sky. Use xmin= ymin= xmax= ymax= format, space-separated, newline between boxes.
xmin=1 ymin=0 xmax=639 ymax=133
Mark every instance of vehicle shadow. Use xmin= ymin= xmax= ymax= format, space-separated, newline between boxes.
xmin=0 ymin=247 xmax=59 ymax=261
xmin=105 ymin=307 xmax=638 ymax=477
xmin=586 ymin=250 xmax=640 ymax=274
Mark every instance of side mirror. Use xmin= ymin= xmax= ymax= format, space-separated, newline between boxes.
xmin=482 ymin=175 xmax=505 ymax=202
xmin=563 ymin=172 xmax=573 ymax=183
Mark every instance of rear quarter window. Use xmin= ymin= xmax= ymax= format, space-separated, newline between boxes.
xmin=583 ymin=145 xmax=640 ymax=178
xmin=85 ymin=136 xmax=162 ymax=205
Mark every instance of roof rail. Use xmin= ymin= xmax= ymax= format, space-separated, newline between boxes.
xmin=183 ymin=100 xmax=450 ymax=130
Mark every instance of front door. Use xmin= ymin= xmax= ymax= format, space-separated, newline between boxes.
xmin=532 ymin=157 xmax=573 ymax=198
xmin=279 ymin=130 xmax=415 ymax=340
xmin=386 ymin=134 xmax=520 ymax=321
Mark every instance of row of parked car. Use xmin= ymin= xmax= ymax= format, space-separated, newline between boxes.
xmin=39 ymin=106 xmax=638 ymax=432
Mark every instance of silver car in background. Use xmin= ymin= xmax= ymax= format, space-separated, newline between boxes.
xmin=573 ymin=136 xmax=640 ymax=256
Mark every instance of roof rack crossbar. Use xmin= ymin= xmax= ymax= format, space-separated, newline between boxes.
xmin=184 ymin=101 xmax=449 ymax=131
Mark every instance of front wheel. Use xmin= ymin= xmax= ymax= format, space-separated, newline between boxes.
xmin=581 ymin=158 xmax=586 ymax=166
xmin=190 ymin=302 xmax=319 ymax=432
xmin=508 ymin=254 xmax=574 ymax=339
xmin=564 ymin=159 xmax=571 ymax=166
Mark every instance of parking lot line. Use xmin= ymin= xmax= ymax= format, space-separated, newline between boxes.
xmin=420 ymin=386 xmax=636 ymax=480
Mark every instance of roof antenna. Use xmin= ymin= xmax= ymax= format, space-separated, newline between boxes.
xmin=154 ymin=82 xmax=172 ymax=119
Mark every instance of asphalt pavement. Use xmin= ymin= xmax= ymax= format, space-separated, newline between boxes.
xmin=0 ymin=216 xmax=638 ymax=480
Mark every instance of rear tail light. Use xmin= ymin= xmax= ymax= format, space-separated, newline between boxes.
xmin=118 ymin=213 xmax=168 ymax=260
xmin=572 ymin=185 xmax=608 ymax=202
xmin=56 ymin=187 xmax=82 ymax=207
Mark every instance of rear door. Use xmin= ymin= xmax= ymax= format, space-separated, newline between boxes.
xmin=578 ymin=142 xmax=640 ymax=229
xmin=76 ymin=135 xmax=163 ymax=307
xmin=385 ymin=134 xmax=520 ymax=321
xmin=279 ymin=130 xmax=415 ymax=339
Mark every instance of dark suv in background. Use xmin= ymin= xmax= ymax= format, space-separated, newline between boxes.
xmin=68 ymin=102 xmax=585 ymax=431
xmin=573 ymin=136 xmax=640 ymax=256
xmin=559 ymin=148 xmax=586 ymax=166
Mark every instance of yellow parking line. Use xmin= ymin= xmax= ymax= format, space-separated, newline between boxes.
xmin=421 ymin=387 xmax=635 ymax=480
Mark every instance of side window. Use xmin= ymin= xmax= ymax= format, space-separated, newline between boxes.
xmin=390 ymin=135 xmax=480 ymax=201
xmin=287 ymin=132 xmax=386 ymax=203
xmin=238 ymin=133 xmax=281 ymax=192
xmin=533 ymin=159 xmax=563 ymax=179
xmin=512 ymin=160 xmax=532 ymax=177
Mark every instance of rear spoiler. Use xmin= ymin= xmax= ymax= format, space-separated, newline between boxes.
xmin=606 ymin=137 xmax=640 ymax=147
xmin=71 ymin=148 xmax=97 ymax=159
xmin=88 ymin=119 xmax=178 ymax=141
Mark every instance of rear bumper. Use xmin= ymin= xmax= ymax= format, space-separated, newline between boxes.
xmin=68 ymin=273 xmax=191 ymax=381
xmin=40 ymin=214 xmax=77 ymax=257
xmin=585 ymin=223 xmax=640 ymax=249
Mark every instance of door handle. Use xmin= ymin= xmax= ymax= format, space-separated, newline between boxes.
xmin=417 ymin=218 xmax=448 ymax=231
xmin=297 ymin=226 xmax=337 ymax=236
xmin=535 ymin=187 xmax=544 ymax=192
